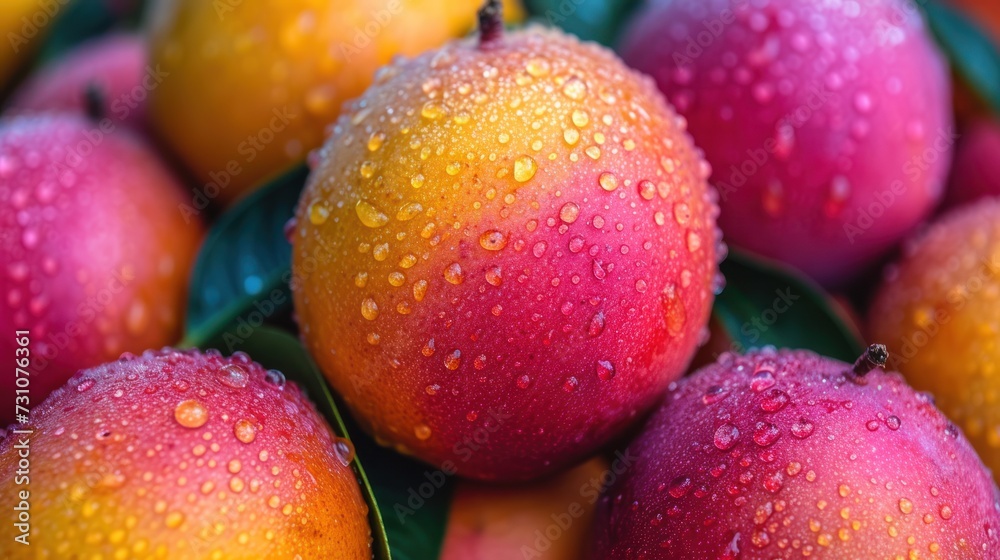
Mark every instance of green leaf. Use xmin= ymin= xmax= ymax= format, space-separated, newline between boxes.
xmin=713 ymin=249 xmax=865 ymax=362
xmin=524 ymin=0 xmax=641 ymax=46
xmin=923 ymin=0 xmax=1000 ymax=114
xmin=193 ymin=326 xmax=393 ymax=560
xmin=182 ymin=164 xmax=308 ymax=347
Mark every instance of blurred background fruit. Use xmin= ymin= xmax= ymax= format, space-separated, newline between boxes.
xmin=620 ymin=0 xmax=952 ymax=287
xmin=0 ymin=349 xmax=372 ymax=559
xmin=6 ymin=33 xmax=149 ymax=129
xmin=594 ymin=348 xmax=1000 ymax=558
xmin=146 ymin=0 xmax=524 ymax=207
xmin=944 ymin=118 xmax=1000 ymax=207
xmin=869 ymin=198 xmax=1000 ymax=483
xmin=0 ymin=0 xmax=62 ymax=92
xmin=291 ymin=7 xmax=720 ymax=481
xmin=0 ymin=114 xmax=203 ymax=426
xmin=441 ymin=457 xmax=608 ymax=559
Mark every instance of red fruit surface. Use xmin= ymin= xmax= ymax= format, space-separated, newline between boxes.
xmin=292 ymin=25 xmax=721 ymax=481
xmin=0 ymin=115 xmax=203 ymax=426
xmin=945 ymin=119 xmax=1000 ymax=208
xmin=593 ymin=348 xmax=1000 ymax=559
xmin=7 ymin=34 xmax=148 ymax=129
xmin=0 ymin=349 xmax=371 ymax=559
xmin=620 ymin=0 xmax=952 ymax=286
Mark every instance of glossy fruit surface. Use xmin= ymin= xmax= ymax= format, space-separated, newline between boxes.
xmin=7 ymin=33 xmax=149 ymax=128
xmin=870 ymin=198 xmax=1000 ymax=484
xmin=620 ymin=0 xmax=952 ymax=286
xmin=593 ymin=347 xmax=1000 ymax=559
xmin=0 ymin=349 xmax=371 ymax=559
xmin=0 ymin=115 xmax=203 ymax=425
xmin=147 ymin=0 xmax=523 ymax=205
xmin=292 ymin=21 xmax=720 ymax=481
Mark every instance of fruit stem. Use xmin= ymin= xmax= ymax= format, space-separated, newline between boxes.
xmin=84 ymin=81 xmax=105 ymax=122
xmin=478 ymin=0 xmax=503 ymax=47
xmin=852 ymin=344 xmax=888 ymax=376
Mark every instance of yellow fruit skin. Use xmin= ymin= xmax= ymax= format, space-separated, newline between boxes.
xmin=0 ymin=350 xmax=371 ymax=559
xmin=0 ymin=0 xmax=58 ymax=88
xmin=292 ymin=27 xmax=719 ymax=481
xmin=869 ymin=198 xmax=1000 ymax=481
xmin=147 ymin=0 xmax=522 ymax=206
xmin=440 ymin=457 xmax=609 ymax=560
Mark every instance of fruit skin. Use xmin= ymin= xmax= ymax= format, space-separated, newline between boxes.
xmin=291 ymin=25 xmax=720 ymax=481
xmin=592 ymin=348 xmax=1000 ymax=559
xmin=147 ymin=0 xmax=523 ymax=206
xmin=440 ymin=457 xmax=609 ymax=560
xmin=944 ymin=120 xmax=1000 ymax=208
xmin=0 ymin=115 xmax=203 ymax=426
xmin=0 ymin=349 xmax=371 ymax=559
xmin=869 ymin=198 xmax=1000 ymax=485
xmin=620 ymin=0 xmax=952 ymax=286
xmin=7 ymin=33 xmax=149 ymax=129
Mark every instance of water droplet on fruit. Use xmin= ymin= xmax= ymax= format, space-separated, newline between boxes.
xmin=753 ymin=422 xmax=780 ymax=446
xmin=563 ymin=377 xmax=579 ymax=392
xmin=560 ymin=202 xmax=580 ymax=223
xmin=355 ymin=200 xmax=389 ymax=228
xmin=596 ymin=360 xmax=616 ymax=381
xmin=444 ymin=349 xmax=462 ymax=370
xmin=217 ymin=364 xmax=248 ymax=389
xmin=361 ymin=298 xmax=379 ymax=320
xmin=886 ymin=416 xmax=901 ymax=430
xmin=479 ymin=230 xmax=507 ymax=251
xmin=599 ymin=172 xmax=618 ymax=191
xmin=791 ymin=418 xmax=815 ymax=438
xmin=514 ymin=156 xmax=537 ymax=182
xmin=703 ymin=385 xmax=729 ymax=404
xmin=334 ymin=438 xmax=355 ymax=466
xmin=414 ymin=424 xmax=432 ymax=440
xmin=750 ymin=371 xmax=775 ymax=392
xmin=444 ymin=263 xmax=464 ymax=284
xmin=668 ymin=476 xmax=692 ymax=498
xmin=174 ymin=400 xmax=208 ymax=428
xmin=714 ymin=423 xmax=740 ymax=450
xmin=760 ymin=389 xmax=789 ymax=412
xmin=234 ymin=419 xmax=256 ymax=443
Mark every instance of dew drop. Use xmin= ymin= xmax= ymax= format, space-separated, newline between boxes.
xmin=514 ymin=156 xmax=537 ymax=182
xmin=174 ymin=400 xmax=208 ymax=429
xmin=753 ymin=422 xmax=780 ymax=447
xmin=560 ymin=202 xmax=580 ymax=223
xmin=234 ymin=419 xmax=257 ymax=443
xmin=760 ymin=389 xmax=790 ymax=412
xmin=886 ymin=416 xmax=901 ymax=430
xmin=714 ymin=423 xmax=740 ymax=450
xmin=479 ymin=230 xmax=507 ymax=251
xmin=596 ymin=360 xmax=616 ymax=381
xmin=217 ymin=364 xmax=249 ymax=389
xmin=703 ymin=385 xmax=729 ymax=405
xmin=668 ymin=476 xmax=692 ymax=498
xmin=361 ymin=298 xmax=379 ymax=321
xmin=791 ymin=418 xmax=815 ymax=438
xmin=444 ymin=349 xmax=462 ymax=370
xmin=355 ymin=200 xmax=389 ymax=228
xmin=444 ymin=263 xmax=464 ymax=284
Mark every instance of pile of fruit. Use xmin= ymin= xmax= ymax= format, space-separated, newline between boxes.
xmin=4 ymin=0 xmax=1000 ymax=558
